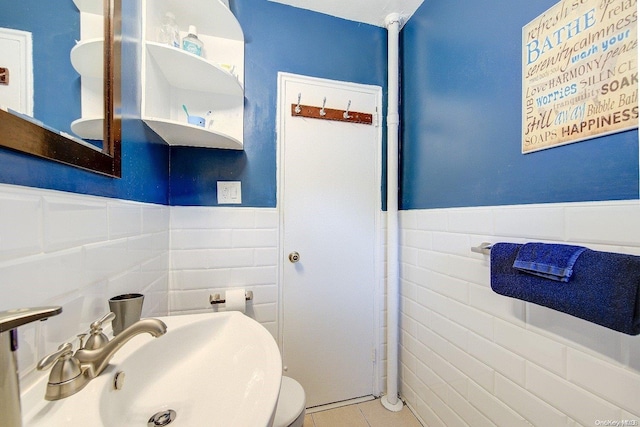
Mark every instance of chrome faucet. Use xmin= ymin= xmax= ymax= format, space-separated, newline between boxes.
xmin=38 ymin=316 xmax=167 ymax=400
xmin=0 ymin=306 xmax=63 ymax=427
xmin=75 ymin=317 xmax=167 ymax=378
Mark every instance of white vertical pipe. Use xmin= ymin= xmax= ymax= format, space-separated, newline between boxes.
xmin=382 ymin=12 xmax=404 ymax=412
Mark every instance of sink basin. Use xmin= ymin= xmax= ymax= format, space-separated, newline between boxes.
xmin=22 ymin=312 xmax=282 ymax=426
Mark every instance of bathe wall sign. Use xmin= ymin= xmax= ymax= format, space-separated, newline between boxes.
xmin=522 ymin=0 xmax=638 ymax=153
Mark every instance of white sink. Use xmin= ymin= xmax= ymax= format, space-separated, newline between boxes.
xmin=22 ymin=312 xmax=282 ymax=427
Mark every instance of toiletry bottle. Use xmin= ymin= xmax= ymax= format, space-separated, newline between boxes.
xmin=159 ymin=12 xmax=179 ymax=48
xmin=182 ymin=25 xmax=203 ymax=57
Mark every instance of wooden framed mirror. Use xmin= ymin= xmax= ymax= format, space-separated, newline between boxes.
xmin=0 ymin=0 xmax=121 ymax=178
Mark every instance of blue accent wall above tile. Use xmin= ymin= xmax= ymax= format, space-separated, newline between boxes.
xmin=4 ymin=0 xmax=635 ymax=210
xmin=400 ymin=0 xmax=639 ymax=209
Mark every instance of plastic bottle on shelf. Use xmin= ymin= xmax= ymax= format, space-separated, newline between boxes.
xmin=158 ymin=12 xmax=179 ymax=48
xmin=182 ymin=25 xmax=204 ymax=57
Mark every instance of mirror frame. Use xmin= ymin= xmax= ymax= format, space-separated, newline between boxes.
xmin=0 ymin=0 xmax=121 ymax=178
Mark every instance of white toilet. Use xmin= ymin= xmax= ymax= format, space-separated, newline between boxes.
xmin=273 ymin=376 xmax=306 ymax=427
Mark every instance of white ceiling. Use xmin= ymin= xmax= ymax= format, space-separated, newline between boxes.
xmin=267 ymin=0 xmax=425 ymax=28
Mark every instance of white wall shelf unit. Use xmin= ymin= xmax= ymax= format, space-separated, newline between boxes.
xmin=141 ymin=0 xmax=245 ymax=150
xmin=69 ymin=117 xmax=103 ymax=140
xmin=70 ymin=38 xmax=103 ymax=77
xmin=72 ymin=0 xmax=103 ymax=15
xmin=70 ymin=1 xmax=104 ymax=140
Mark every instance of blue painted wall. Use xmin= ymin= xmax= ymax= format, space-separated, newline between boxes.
xmin=169 ymin=0 xmax=387 ymax=206
xmin=400 ymin=0 xmax=639 ymax=209
xmin=6 ymin=0 xmax=635 ymax=210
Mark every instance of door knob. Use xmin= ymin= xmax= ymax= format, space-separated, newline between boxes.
xmin=288 ymin=252 xmax=300 ymax=263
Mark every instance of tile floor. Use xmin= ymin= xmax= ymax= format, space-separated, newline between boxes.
xmin=303 ymin=399 xmax=423 ymax=427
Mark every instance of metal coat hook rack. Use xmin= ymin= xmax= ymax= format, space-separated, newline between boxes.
xmin=292 ymin=93 xmax=372 ymax=125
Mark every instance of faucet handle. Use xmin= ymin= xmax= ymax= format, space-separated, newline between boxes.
xmin=84 ymin=312 xmax=116 ymax=350
xmin=77 ymin=333 xmax=88 ymax=349
xmin=37 ymin=342 xmax=86 ymax=401
xmin=90 ymin=312 xmax=115 ymax=331
xmin=37 ymin=342 xmax=73 ymax=371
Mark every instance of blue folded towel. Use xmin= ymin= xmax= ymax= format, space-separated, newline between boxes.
xmin=491 ymin=242 xmax=640 ymax=335
xmin=513 ymin=242 xmax=587 ymax=282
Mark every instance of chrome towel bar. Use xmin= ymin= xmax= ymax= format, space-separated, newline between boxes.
xmin=471 ymin=242 xmax=493 ymax=255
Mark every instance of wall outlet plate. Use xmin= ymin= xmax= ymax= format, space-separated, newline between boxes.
xmin=217 ymin=181 xmax=242 ymax=204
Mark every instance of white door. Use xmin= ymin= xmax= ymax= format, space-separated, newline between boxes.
xmin=0 ymin=28 xmax=33 ymax=115
xmin=278 ymin=73 xmax=381 ymax=408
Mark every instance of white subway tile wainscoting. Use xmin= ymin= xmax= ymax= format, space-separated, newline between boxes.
xmin=169 ymin=206 xmax=279 ymax=337
xmin=2 ymin=182 xmax=639 ymax=427
xmin=0 ymin=184 xmax=170 ymax=389
xmin=399 ymin=202 xmax=640 ymax=426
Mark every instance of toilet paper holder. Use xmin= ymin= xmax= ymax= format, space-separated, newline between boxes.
xmin=209 ymin=290 xmax=254 ymax=305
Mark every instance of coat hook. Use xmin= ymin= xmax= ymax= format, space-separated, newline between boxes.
xmin=343 ymin=100 xmax=352 ymax=119
xmin=0 ymin=67 xmax=9 ymax=85
xmin=295 ymin=93 xmax=301 ymax=114
xmin=320 ymin=97 xmax=327 ymax=116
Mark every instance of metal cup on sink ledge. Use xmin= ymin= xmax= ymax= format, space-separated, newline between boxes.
xmin=108 ymin=293 xmax=144 ymax=336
